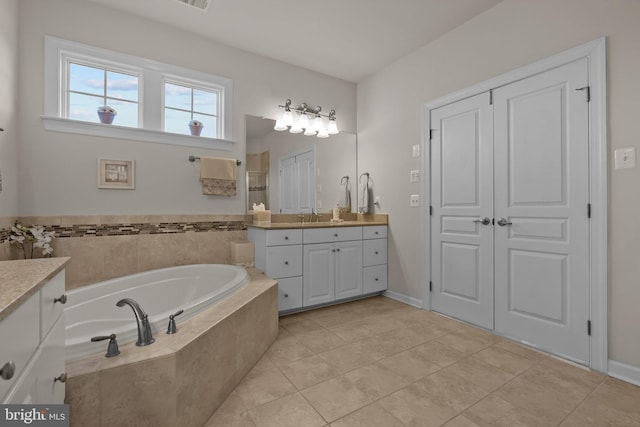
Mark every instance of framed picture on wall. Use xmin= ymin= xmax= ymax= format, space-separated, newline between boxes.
xmin=98 ymin=158 xmax=135 ymax=189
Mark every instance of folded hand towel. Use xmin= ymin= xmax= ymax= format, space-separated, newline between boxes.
xmin=339 ymin=179 xmax=351 ymax=211
xmin=359 ymin=179 xmax=369 ymax=214
xmin=199 ymin=157 xmax=237 ymax=196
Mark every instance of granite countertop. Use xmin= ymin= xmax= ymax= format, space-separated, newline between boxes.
xmin=0 ymin=257 xmax=70 ymax=321
xmin=246 ymin=220 xmax=388 ymax=230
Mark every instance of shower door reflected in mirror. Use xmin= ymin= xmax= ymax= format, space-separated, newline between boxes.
xmin=246 ymin=115 xmax=356 ymax=214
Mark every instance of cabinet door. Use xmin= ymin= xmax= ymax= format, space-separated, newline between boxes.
xmin=303 ymin=243 xmax=334 ymax=306
xmin=334 ymin=241 xmax=363 ymax=300
xmin=36 ymin=316 xmax=66 ymax=403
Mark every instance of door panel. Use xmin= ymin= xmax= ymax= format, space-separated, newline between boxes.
xmin=334 ymin=241 xmax=363 ymax=300
xmin=430 ymin=92 xmax=494 ymax=330
xmin=296 ymin=150 xmax=315 ymax=212
xmin=494 ymin=58 xmax=590 ymax=364
xmin=279 ymin=156 xmax=298 ymax=213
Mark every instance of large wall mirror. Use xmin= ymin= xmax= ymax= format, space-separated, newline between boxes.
xmin=246 ymin=115 xmax=357 ymax=214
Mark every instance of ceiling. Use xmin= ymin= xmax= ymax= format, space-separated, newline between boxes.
xmin=86 ymin=0 xmax=502 ymax=83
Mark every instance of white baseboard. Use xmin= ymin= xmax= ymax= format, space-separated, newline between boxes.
xmin=383 ymin=290 xmax=423 ymax=309
xmin=608 ymin=360 xmax=640 ymax=387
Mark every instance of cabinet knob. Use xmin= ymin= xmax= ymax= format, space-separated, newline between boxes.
xmin=0 ymin=361 xmax=15 ymax=380
xmin=336 ymin=248 xmax=341 ymax=252
xmin=375 ymin=278 xmax=379 ymax=281
xmin=54 ymin=294 xmax=67 ymax=304
xmin=375 ymin=231 xmax=379 ymax=235
xmin=284 ymin=261 xmax=289 ymax=265
xmin=332 ymin=249 xmax=336 ymax=253
xmin=284 ymin=236 xmax=289 ymax=240
xmin=284 ymin=293 xmax=289 ymax=298
xmin=54 ymin=373 xmax=67 ymax=383
xmin=334 ymin=233 xmax=338 ymax=237
xmin=375 ymin=251 xmax=379 ymax=255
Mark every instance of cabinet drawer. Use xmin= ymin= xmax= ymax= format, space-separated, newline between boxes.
xmin=266 ymin=229 xmax=302 ymax=246
xmin=363 ymin=239 xmax=388 ymax=267
xmin=303 ymin=227 xmax=362 ymax=244
xmin=266 ymin=245 xmax=302 ymax=278
xmin=0 ymin=295 xmax=39 ymax=401
xmin=277 ymin=277 xmax=303 ymax=312
xmin=40 ymin=271 xmax=65 ymax=340
xmin=363 ymin=265 xmax=388 ymax=294
xmin=363 ymin=225 xmax=387 ymax=240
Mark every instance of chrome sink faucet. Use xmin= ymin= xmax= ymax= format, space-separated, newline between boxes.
xmin=116 ymin=298 xmax=155 ymax=346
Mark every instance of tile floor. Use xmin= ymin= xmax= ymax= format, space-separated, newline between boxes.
xmin=205 ymin=296 xmax=640 ymax=427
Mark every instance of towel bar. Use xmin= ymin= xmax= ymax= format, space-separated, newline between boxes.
xmin=189 ymin=155 xmax=241 ymax=165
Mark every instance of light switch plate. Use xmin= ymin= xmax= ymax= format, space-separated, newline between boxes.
xmin=614 ymin=148 xmax=636 ymax=169
xmin=410 ymin=195 xmax=420 ymax=207
xmin=412 ymin=144 xmax=420 ymax=158
xmin=410 ymin=170 xmax=420 ymax=183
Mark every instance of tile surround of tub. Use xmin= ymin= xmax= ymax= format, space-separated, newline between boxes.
xmin=66 ymin=272 xmax=278 ymax=427
xmin=0 ymin=215 xmax=248 ymax=289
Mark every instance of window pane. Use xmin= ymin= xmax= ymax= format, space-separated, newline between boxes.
xmin=107 ymin=99 xmax=138 ymax=128
xmin=69 ymin=92 xmax=103 ymax=123
xmin=193 ymin=89 xmax=217 ymax=116
xmin=193 ymin=113 xmax=218 ymax=138
xmin=165 ymin=83 xmax=192 ymax=110
xmin=164 ymin=108 xmax=192 ymax=135
xmin=107 ymin=70 xmax=138 ymax=102
xmin=69 ymin=63 xmax=104 ymax=96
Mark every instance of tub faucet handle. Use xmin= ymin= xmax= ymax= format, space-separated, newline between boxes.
xmin=91 ymin=334 xmax=121 ymax=358
xmin=167 ymin=309 xmax=184 ymax=335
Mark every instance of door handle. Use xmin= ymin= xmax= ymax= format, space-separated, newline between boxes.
xmin=497 ymin=218 xmax=512 ymax=226
xmin=472 ymin=217 xmax=491 ymax=225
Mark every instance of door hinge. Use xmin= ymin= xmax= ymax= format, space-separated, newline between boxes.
xmin=489 ymin=90 xmax=493 ymax=105
xmin=429 ymin=281 xmax=433 ymax=292
xmin=429 ymin=205 xmax=433 ymax=216
xmin=587 ymin=320 xmax=592 ymax=336
xmin=587 ymin=203 xmax=592 ymax=218
xmin=429 ymin=129 xmax=434 ymax=140
xmin=576 ymin=86 xmax=591 ymax=102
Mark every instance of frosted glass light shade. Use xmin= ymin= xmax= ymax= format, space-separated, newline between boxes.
xmin=314 ymin=116 xmax=324 ymax=132
xmin=274 ymin=117 xmax=287 ymax=131
xmin=304 ymin=126 xmax=317 ymax=136
xmin=298 ymin=114 xmax=309 ymax=129
xmin=289 ymin=122 xmax=303 ymax=133
xmin=317 ymin=127 xmax=329 ymax=138
xmin=283 ymin=110 xmax=293 ymax=126
xmin=327 ymin=119 xmax=339 ymax=134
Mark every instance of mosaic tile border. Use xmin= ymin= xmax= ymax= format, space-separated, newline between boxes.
xmin=0 ymin=221 xmax=246 ymax=243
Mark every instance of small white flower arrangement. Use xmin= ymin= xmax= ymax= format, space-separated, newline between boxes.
xmin=10 ymin=222 xmax=56 ymax=259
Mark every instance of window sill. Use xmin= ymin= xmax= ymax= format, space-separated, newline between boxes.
xmin=41 ymin=116 xmax=234 ymax=151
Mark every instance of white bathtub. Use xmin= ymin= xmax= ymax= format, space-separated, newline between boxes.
xmin=64 ymin=264 xmax=249 ymax=360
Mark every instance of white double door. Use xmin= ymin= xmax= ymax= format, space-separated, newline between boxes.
xmin=430 ymin=58 xmax=591 ymax=364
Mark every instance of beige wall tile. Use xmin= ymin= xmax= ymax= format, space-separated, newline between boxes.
xmin=99 ymin=355 xmax=177 ymax=427
xmin=18 ymin=216 xmax=61 ymax=226
xmin=0 ymin=242 xmax=10 ymax=261
xmin=60 ymin=215 xmax=102 ymax=226
xmin=57 ymin=237 xmax=106 ymax=289
xmin=65 ymin=372 xmax=101 ymax=427
xmin=103 ymin=235 xmax=139 ymax=280
xmin=0 ymin=216 xmax=18 ymax=229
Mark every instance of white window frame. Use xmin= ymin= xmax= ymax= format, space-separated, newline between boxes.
xmin=162 ymin=74 xmax=223 ymax=137
xmin=43 ymin=36 xmax=234 ymax=150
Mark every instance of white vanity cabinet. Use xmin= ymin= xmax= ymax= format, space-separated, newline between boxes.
xmin=249 ymin=228 xmax=304 ymax=311
xmin=250 ymin=224 xmax=387 ymax=313
xmin=362 ymin=226 xmax=388 ymax=293
xmin=1 ymin=270 xmax=67 ymax=404
xmin=303 ymin=228 xmax=363 ymax=307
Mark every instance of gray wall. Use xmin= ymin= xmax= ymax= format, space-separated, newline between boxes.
xmin=357 ymin=0 xmax=640 ymax=369
xmin=0 ymin=0 xmax=19 ymax=217
xmin=16 ymin=0 xmax=356 ymax=216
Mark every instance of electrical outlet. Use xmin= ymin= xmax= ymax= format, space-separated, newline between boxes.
xmin=317 ymin=184 xmax=322 ymax=193
xmin=412 ymin=144 xmax=420 ymax=157
xmin=410 ymin=195 xmax=420 ymax=207
xmin=410 ymin=170 xmax=420 ymax=183
xmin=317 ymin=200 xmax=322 ymax=209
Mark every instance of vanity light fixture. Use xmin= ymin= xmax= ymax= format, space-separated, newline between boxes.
xmin=274 ymin=99 xmax=339 ymax=138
